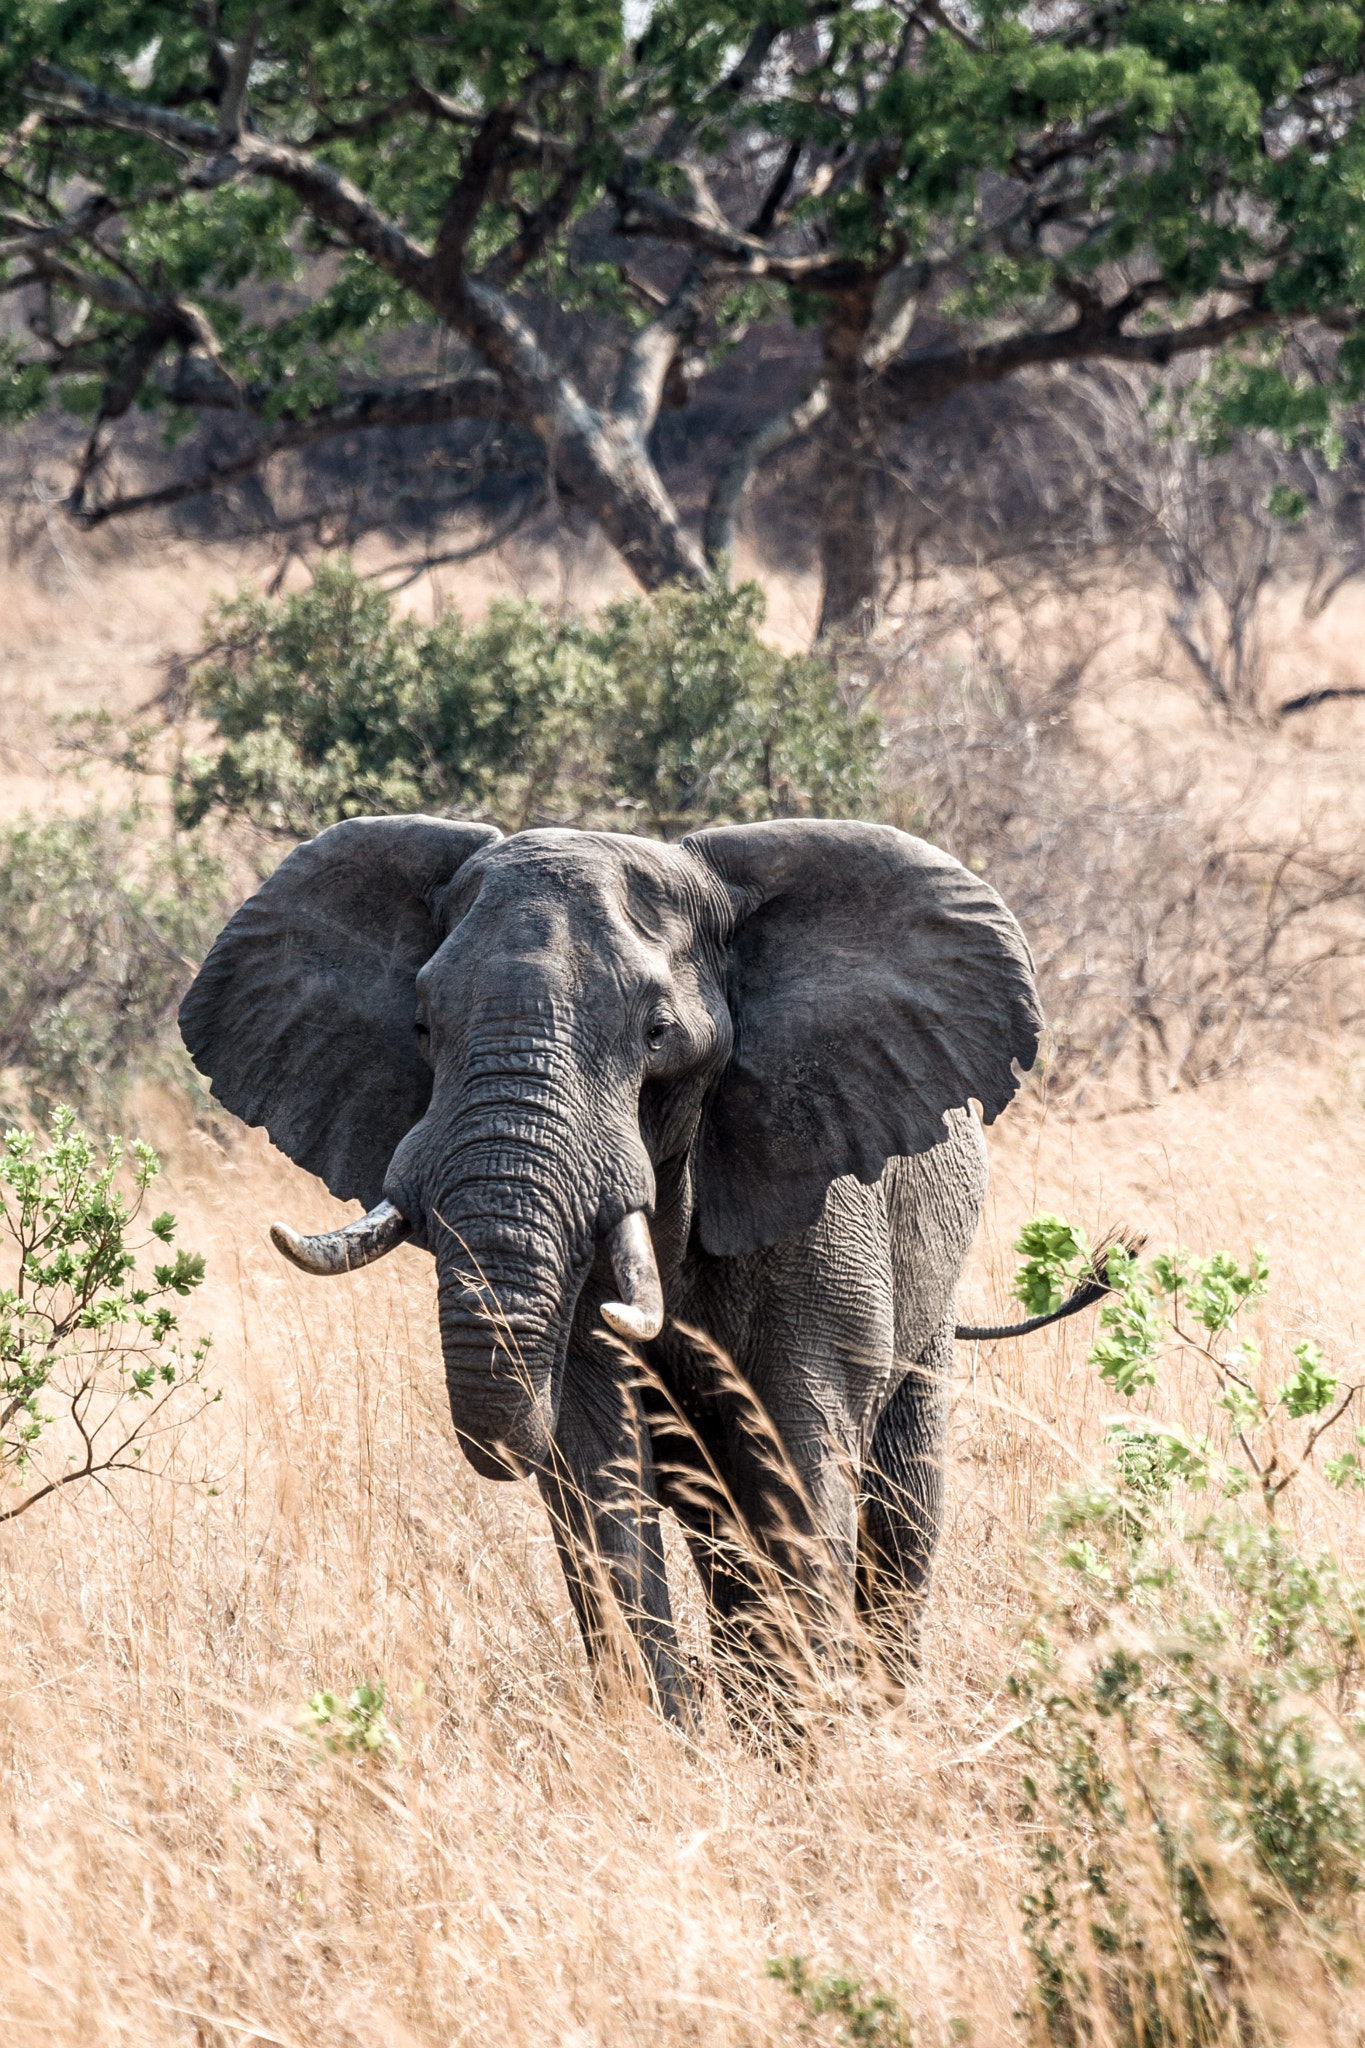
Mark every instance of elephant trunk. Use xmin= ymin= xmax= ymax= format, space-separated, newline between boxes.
xmin=428 ymin=1052 xmax=621 ymax=1477
xmin=437 ymin=1199 xmax=664 ymax=1480
xmin=273 ymin=1029 xmax=661 ymax=1478
xmin=433 ymin=1197 xmax=568 ymax=1478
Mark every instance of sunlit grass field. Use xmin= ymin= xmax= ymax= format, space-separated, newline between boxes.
xmin=2 ymin=541 xmax=1363 ymax=2045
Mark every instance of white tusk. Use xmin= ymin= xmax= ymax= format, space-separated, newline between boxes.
xmin=270 ymin=1198 xmax=410 ymax=1276
xmin=600 ymin=1210 xmax=664 ymax=1343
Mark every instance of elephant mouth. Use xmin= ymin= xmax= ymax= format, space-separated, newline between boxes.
xmin=269 ymin=1196 xmax=664 ymax=1342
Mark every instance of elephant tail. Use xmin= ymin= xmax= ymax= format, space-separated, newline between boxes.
xmin=954 ymin=1229 xmax=1146 ymax=1343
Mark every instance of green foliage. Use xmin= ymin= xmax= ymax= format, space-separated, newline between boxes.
xmin=1013 ymin=1214 xmax=1094 ymax=1317
xmin=587 ymin=583 xmax=882 ymax=834
xmin=1017 ymin=1505 xmax=1365 ymax=2044
xmin=301 ymin=1679 xmax=403 ymax=1765
xmin=1266 ymin=484 xmax=1309 ymax=524
xmin=1008 ymin=1219 xmax=1365 ymax=2041
xmin=179 ymin=562 xmax=883 ymax=839
xmin=9 ymin=0 xmax=1365 ymax=547
xmin=1278 ymin=1338 xmax=1339 ymax=1420
xmin=1008 ymin=1221 xmax=1351 ymax=1507
xmin=0 ymin=804 xmax=228 ymax=1112
xmin=0 ymin=339 xmax=47 ymax=425
xmin=0 ymin=1107 xmax=217 ymax=1523
xmin=766 ymin=1956 xmax=914 ymax=2047
xmin=1088 ymin=1249 xmax=1171 ymax=1398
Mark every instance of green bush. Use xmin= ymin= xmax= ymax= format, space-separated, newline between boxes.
xmin=771 ymin=1225 xmax=1365 ymax=2045
xmin=177 ymin=561 xmax=883 ymax=839
xmin=1008 ymin=1218 xmax=1365 ymax=2045
xmin=0 ymin=806 xmax=228 ymax=1113
xmin=1016 ymin=1508 xmax=1365 ymax=2045
xmin=1 ymin=1108 xmax=216 ymax=1523
xmin=301 ymin=1679 xmax=404 ymax=1766
xmin=767 ymin=1956 xmax=914 ymax=2045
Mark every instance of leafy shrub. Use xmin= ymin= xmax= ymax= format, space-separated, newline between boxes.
xmin=0 ymin=804 xmax=227 ymax=1112
xmin=1016 ymin=1510 xmax=1365 ymax=2045
xmin=301 ymin=1679 xmax=403 ymax=1765
xmin=177 ymin=560 xmax=883 ymax=839
xmin=1 ymin=1109 xmax=216 ymax=1523
xmin=1017 ymin=1215 xmax=1356 ymax=1510
xmin=772 ymin=1220 xmax=1365 ymax=2047
xmin=1008 ymin=1216 xmax=1365 ymax=2045
xmin=767 ymin=1956 xmax=914 ymax=2045
xmin=588 ymin=583 xmax=881 ymax=835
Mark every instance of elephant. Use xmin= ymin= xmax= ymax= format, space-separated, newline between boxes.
xmin=180 ymin=815 xmax=1052 ymax=1723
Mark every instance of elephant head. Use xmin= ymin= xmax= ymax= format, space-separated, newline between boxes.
xmin=179 ymin=817 xmax=1041 ymax=1479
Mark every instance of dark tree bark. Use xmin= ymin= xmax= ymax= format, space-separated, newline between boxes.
xmin=816 ymin=281 xmax=882 ymax=642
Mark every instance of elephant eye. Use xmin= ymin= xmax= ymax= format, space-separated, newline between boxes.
xmin=645 ymin=1017 xmax=671 ymax=1050
xmin=415 ymin=1019 xmax=430 ymax=1042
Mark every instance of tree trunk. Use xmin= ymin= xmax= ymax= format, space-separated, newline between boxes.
xmin=446 ymin=277 xmax=709 ymax=593
xmin=816 ymin=283 xmax=882 ymax=641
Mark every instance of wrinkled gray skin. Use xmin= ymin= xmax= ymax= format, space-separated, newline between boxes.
xmin=180 ymin=818 xmax=1041 ymax=1720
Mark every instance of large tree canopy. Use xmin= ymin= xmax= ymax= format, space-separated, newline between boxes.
xmin=4 ymin=1 xmax=1365 ymax=632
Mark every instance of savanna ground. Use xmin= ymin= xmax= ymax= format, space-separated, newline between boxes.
xmin=2 ymin=527 xmax=1364 ymax=2046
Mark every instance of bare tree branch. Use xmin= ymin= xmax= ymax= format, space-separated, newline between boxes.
xmin=484 ymin=159 xmax=588 ymax=289
xmin=373 ymin=480 xmax=548 ymax=591
xmin=1278 ymin=685 xmax=1365 ymax=717
xmin=701 ymin=259 xmax=928 ymax=570
xmin=0 ymin=191 xmax=119 ymax=262
xmin=216 ymin=11 xmax=263 ymax=144
xmin=878 ymin=301 xmax=1282 ymax=418
xmin=71 ymin=317 xmax=181 ymax=518
xmin=433 ymin=104 xmax=519 ymax=285
xmin=27 ymin=59 xmax=222 ymax=150
xmin=611 ymin=266 xmax=720 ymax=434
xmin=655 ymin=18 xmax=783 ymax=158
xmin=703 ymin=380 xmax=831 ymax=570
xmin=611 ymin=171 xmax=875 ymax=289
xmin=69 ymin=368 xmax=514 ymax=528
xmin=749 ymin=138 xmax=803 ymax=237
xmin=303 ymin=89 xmax=425 ymax=145
xmin=914 ymin=1 xmax=984 ymax=56
xmin=26 ymin=57 xmax=707 ymax=588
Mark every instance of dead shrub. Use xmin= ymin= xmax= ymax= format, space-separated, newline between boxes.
xmin=873 ymin=601 xmax=1365 ymax=1106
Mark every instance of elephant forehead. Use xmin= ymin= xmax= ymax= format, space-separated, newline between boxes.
xmin=445 ymin=830 xmax=728 ymax=952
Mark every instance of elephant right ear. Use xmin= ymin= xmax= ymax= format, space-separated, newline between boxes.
xmin=179 ymin=816 xmax=501 ymax=1208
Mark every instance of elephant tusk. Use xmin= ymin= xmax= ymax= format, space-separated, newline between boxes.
xmin=600 ymin=1210 xmax=665 ymax=1343
xmin=270 ymin=1198 xmax=411 ymax=1276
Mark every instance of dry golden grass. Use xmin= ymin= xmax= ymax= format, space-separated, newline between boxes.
xmin=4 ymin=1061 xmax=1363 ymax=2048
xmin=1 ymin=536 xmax=1364 ymax=2045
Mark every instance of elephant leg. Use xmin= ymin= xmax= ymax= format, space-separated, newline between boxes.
xmin=857 ymin=1313 xmax=954 ymax=1686
xmin=656 ymin=1390 xmax=860 ymax=1724
xmin=537 ymin=1337 xmax=695 ymax=1725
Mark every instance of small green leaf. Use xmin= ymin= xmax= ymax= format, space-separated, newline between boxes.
xmin=1012 ymin=1213 xmax=1093 ymax=1317
xmin=153 ymin=1251 xmax=206 ymax=1296
xmin=1277 ymin=1340 xmax=1339 ymax=1419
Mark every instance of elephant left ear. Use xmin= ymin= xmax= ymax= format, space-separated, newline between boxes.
xmin=682 ymin=819 xmax=1042 ymax=1256
xmin=179 ymin=815 xmax=501 ymax=1209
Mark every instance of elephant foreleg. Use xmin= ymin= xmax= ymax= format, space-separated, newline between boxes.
xmin=857 ymin=1314 xmax=954 ymax=1686
xmin=659 ymin=1398 xmax=862 ymax=1725
xmin=537 ymin=1337 xmax=695 ymax=1725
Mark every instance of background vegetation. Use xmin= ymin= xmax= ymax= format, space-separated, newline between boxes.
xmin=178 ymin=563 xmax=882 ymax=839
xmin=10 ymin=0 xmax=1365 ymax=638
xmin=2 ymin=3 xmax=1365 ymax=2041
